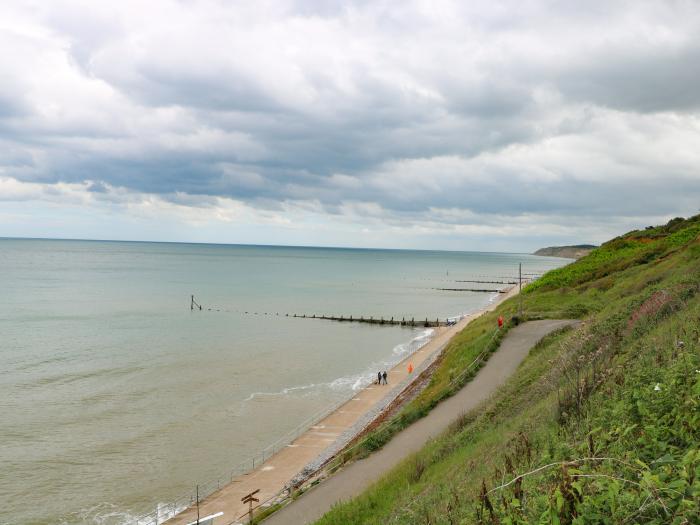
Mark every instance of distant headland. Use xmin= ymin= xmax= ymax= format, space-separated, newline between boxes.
xmin=533 ymin=244 xmax=596 ymax=259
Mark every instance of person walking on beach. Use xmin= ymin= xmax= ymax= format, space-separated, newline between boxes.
xmin=382 ymin=371 xmax=388 ymax=384
xmin=377 ymin=371 xmax=382 ymax=385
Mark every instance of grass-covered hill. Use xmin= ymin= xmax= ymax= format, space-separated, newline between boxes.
xmin=313 ymin=214 xmax=700 ymax=524
xmin=533 ymin=245 xmax=597 ymax=259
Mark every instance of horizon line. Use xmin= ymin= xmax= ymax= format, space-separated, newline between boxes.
xmin=0 ymin=235 xmax=541 ymax=256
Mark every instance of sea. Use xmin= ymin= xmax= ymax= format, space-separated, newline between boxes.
xmin=0 ymin=239 xmax=567 ymax=524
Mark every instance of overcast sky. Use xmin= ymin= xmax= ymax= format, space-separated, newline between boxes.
xmin=1 ymin=0 xmax=699 ymax=251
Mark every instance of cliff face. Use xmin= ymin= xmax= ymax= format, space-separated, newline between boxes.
xmin=533 ymin=244 xmax=596 ymax=259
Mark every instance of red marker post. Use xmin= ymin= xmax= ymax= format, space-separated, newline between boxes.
xmin=498 ymin=315 xmax=504 ymax=328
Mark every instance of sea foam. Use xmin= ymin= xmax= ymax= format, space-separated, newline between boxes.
xmin=241 ymin=327 xmax=435 ymax=402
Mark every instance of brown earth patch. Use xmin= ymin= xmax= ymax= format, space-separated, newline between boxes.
xmin=626 ymin=290 xmax=672 ymax=334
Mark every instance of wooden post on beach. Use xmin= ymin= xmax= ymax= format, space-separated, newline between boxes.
xmin=196 ymin=485 xmax=200 ymax=524
xmin=242 ymin=489 xmax=260 ymax=524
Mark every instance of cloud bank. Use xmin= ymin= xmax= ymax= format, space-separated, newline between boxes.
xmin=1 ymin=0 xmax=699 ymax=250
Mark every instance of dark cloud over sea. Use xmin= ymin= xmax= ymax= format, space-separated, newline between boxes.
xmin=1 ymin=0 xmax=699 ymax=248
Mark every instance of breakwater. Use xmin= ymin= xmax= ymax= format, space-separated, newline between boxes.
xmin=288 ymin=313 xmax=449 ymax=327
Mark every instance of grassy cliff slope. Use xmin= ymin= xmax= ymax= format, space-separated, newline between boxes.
xmin=313 ymin=215 xmax=700 ymax=524
xmin=533 ymin=245 xmax=597 ymax=259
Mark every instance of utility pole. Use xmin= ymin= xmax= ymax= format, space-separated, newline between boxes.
xmin=518 ymin=263 xmax=523 ymax=319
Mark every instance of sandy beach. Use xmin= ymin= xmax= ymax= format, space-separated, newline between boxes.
xmin=163 ymin=286 xmax=519 ymax=525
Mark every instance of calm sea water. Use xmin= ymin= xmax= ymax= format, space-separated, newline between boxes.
xmin=0 ymin=239 xmax=567 ymax=524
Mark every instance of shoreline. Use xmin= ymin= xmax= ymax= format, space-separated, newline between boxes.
xmin=160 ymin=286 xmax=519 ymax=525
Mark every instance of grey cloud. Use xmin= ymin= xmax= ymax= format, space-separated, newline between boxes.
xmin=109 ymin=65 xmax=284 ymax=114
xmin=0 ymin=95 xmax=27 ymax=118
xmin=85 ymin=180 xmax=109 ymax=193
xmin=555 ymin=44 xmax=700 ymax=113
xmin=1 ymin=0 xmax=700 ymax=241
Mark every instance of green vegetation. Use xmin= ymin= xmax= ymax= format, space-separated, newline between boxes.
xmin=533 ymin=245 xmax=597 ymax=259
xmin=314 ymin=215 xmax=700 ymax=524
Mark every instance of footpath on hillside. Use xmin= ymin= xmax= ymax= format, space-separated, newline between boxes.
xmin=262 ymin=319 xmax=578 ymax=525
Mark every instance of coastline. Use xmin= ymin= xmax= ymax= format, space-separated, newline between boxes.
xmin=160 ymin=286 xmax=519 ymax=525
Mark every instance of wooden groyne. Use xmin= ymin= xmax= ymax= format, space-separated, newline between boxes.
xmin=192 ymin=303 xmax=453 ymax=327
xmin=288 ymin=313 xmax=449 ymax=327
xmin=192 ymin=305 xmax=451 ymax=326
xmin=189 ymin=282 xmax=520 ymax=327
xmin=436 ymin=287 xmax=508 ymax=293
xmin=454 ymin=279 xmax=517 ymax=285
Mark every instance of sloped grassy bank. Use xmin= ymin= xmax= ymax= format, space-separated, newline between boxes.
xmin=314 ymin=214 xmax=700 ymax=524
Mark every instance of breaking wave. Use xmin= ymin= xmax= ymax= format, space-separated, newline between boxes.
xmin=242 ymin=327 xmax=435 ymax=402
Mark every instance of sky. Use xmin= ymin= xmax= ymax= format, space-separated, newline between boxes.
xmin=1 ymin=0 xmax=699 ymax=252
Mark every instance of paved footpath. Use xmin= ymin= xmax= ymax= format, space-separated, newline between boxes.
xmin=262 ymin=319 xmax=578 ymax=525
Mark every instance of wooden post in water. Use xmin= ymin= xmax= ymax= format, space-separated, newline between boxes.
xmin=191 ymin=295 xmax=202 ymax=311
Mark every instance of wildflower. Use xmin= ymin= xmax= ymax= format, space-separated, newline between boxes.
xmin=654 ymin=383 xmax=661 ymax=391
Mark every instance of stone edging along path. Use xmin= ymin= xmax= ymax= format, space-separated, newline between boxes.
xmin=261 ymin=319 xmax=579 ymax=525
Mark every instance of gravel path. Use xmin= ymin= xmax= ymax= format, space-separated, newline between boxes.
xmin=262 ymin=319 xmax=578 ymax=525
